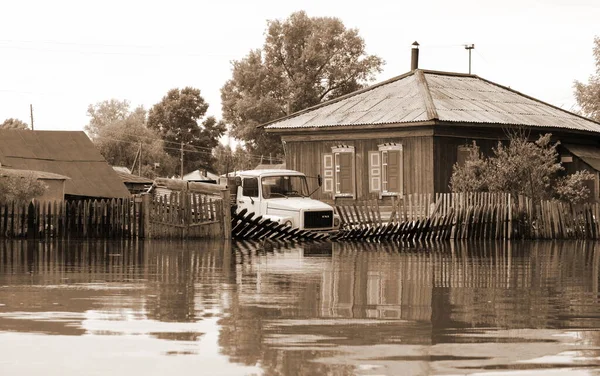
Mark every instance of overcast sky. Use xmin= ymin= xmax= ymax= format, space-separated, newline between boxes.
xmin=0 ymin=0 xmax=598 ymax=136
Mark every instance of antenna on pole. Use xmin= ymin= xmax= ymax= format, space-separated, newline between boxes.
xmin=30 ymin=104 xmax=34 ymax=130
xmin=464 ymin=44 xmax=475 ymax=74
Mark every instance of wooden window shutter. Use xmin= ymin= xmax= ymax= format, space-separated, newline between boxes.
xmin=378 ymin=143 xmax=403 ymax=196
xmin=387 ymin=150 xmax=401 ymax=193
xmin=335 ymin=152 xmax=353 ymax=195
xmin=369 ymin=151 xmax=381 ymax=192
xmin=332 ymin=145 xmax=355 ymax=197
xmin=322 ymin=153 xmax=334 ymax=193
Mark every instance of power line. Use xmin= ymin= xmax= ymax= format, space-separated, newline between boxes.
xmin=93 ymin=134 xmax=284 ymax=162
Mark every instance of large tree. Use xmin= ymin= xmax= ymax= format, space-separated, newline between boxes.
xmin=147 ymin=87 xmax=226 ymax=175
xmin=85 ymin=99 xmax=134 ymax=138
xmin=221 ymin=11 xmax=383 ymax=156
xmin=87 ymin=99 xmax=176 ymax=178
xmin=574 ymin=37 xmax=600 ymax=122
xmin=1 ymin=118 xmax=29 ymax=130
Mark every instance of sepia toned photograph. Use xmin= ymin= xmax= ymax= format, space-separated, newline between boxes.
xmin=0 ymin=0 xmax=600 ymax=375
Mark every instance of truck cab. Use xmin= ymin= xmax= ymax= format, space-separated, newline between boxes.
xmin=226 ymin=169 xmax=340 ymax=231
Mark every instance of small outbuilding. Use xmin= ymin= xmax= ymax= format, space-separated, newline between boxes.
xmin=0 ymin=167 xmax=69 ymax=201
xmin=0 ymin=130 xmax=131 ymax=200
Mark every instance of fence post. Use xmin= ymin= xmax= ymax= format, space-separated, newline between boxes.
xmin=221 ymin=187 xmax=231 ymax=239
xmin=141 ymin=193 xmax=151 ymax=239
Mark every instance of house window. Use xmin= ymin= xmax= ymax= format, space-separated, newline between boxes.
xmin=369 ymin=143 xmax=403 ymax=196
xmin=330 ymin=145 xmax=355 ymax=198
xmin=457 ymin=142 xmax=479 ymax=167
xmin=457 ymin=145 xmax=471 ymax=167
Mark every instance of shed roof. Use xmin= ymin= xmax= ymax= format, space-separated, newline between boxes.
xmin=563 ymin=144 xmax=600 ymax=171
xmin=183 ymin=169 xmax=219 ymax=182
xmin=264 ymin=69 xmax=600 ymax=134
xmin=0 ymin=167 xmax=69 ymax=180
xmin=0 ymin=130 xmax=130 ymax=198
xmin=114 ymin=170 xmax=154 ymax=185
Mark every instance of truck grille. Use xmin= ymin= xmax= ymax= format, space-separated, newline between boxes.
xmin=304 ymin=210 xmax=333 ymax=229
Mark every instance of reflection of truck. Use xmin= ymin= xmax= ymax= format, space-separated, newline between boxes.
xmin=223 ymin=169 xmax=340 ymax=232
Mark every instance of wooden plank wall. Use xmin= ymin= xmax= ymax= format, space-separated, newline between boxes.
xmin=285 ymin=135 xmax=435 ymax=202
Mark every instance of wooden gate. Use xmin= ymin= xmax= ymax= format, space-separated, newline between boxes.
xmin=146 ymin=180 xmax=231 ymax=239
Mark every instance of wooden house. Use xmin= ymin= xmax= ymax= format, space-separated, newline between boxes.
xmin=183 ymin=169 xmax=219 ymax=184
xmin=0 ymin=130 xmax=131 ymax=200
xmin=264 ymin=65 xmax=600 ymax=203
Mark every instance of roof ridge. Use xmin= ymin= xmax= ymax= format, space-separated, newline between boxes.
xmin=415 ymin=70 xmax=438 ymax=120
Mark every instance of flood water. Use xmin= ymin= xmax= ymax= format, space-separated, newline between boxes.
xmin=2 ymin=240 xmax=600 ymax=375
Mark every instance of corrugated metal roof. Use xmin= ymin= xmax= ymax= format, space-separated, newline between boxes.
xmin=115 ymin=171 xmax=154 ymax=184
xmin=264 ymin=70 xmax=600 ymax=134
xmin=0 ymin=130 xmax=131 ymax=198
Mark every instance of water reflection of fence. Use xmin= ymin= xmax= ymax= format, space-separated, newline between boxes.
xmin=334 ymin=192 xmax=600 ymax=240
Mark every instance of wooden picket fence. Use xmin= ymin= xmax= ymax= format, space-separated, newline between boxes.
xmin=0 ymin=198 xmax=143 ymax=239
xmin=149 ymin=191 xmax=226 ymax=238
xmin=0 ymin=181 xmax=232 ymax=240
xmin=333 ymin=192 xmax=600 ymax=241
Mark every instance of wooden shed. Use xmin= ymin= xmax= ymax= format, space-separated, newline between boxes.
xmin=264 ymin=69 xmax=600 ymax=203
xmin=0 ymin=130 xmax=130 ymax=200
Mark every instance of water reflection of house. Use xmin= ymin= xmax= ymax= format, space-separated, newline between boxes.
xmin=321 ymin=245 xmax=432 ymax=321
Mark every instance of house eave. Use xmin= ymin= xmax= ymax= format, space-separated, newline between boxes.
xmin=266 ymin=120 xmax=437 ymax=134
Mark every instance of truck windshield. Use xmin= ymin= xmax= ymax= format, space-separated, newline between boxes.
xmin=262 ymin=175 xmax=309 ymax=199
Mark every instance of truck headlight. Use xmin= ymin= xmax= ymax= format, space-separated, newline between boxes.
xmin=284 ymin=220 xmax=293 ymax=227
xmin=333 ymin=217 xmax=340 ymax=227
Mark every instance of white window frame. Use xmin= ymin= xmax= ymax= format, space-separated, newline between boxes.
xmin=322 ymin=153 xmax=334 ymax=193
xmin=378 ymin=143 xmax=403 ymax=197
xmin=331 ymin=145 xmax=355 ymax=198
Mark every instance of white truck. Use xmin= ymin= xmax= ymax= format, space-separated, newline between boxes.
xmin=224 ymin=169 xmax=340 ymax=232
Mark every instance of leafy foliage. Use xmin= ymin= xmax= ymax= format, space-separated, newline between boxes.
xmin=213 ymin=144 xmax=260 ymax=175
xmin=555 ymin=170 xmax=596 ymax=205
xmin=450 ymin=132 xmax=593 ymax=204
xmin=0 ymin=174 xmax=47 ymax=204
xmin=86 ymin=99 xmax=134 ymax=138
xmin=574 ymin=37 xmax=600 ymax=122
xmin=221 ymin=11 xmax=383 ymax=156
xmin=87 ymin=99 xmax=176 ymax=178
xmin=449 ymin=142 xmax=489 ymax=192
xmin=147 ymin=87 xmax=226 ymax=175
xmin=1 ymin=118 xmax=29 ymax=130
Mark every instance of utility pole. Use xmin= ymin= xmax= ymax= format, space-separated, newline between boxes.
xmin=464 ymin=44 xmax=475 ymax=74
xmin=138 ymin=142 xmax=142 ymax=176
xmin=180 ymin=141 xmax=184 ymax=179
xmin=30 ymin=104 xmax=34 ymax=130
